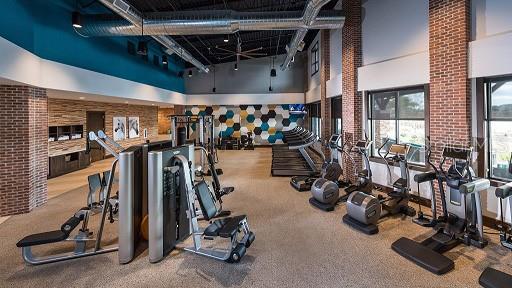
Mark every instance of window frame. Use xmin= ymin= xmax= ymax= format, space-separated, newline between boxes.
xmin=311 ymin=41 xmax=319 ymax=76
xmin=367 ymin=85 xmax=429 ymax=166
xmin=484 ymin=76 xmax=512 ymax=181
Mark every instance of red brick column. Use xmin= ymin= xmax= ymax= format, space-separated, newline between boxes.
xmin=0 ymin=86 xmax=48 ymax=216
xmin=429 ymin=0 xmax=471 ymax=216
xmin=321 ymin=30 xmax=332 ymax=155
xmin=342 ymin=0 xmax=363 ymax=182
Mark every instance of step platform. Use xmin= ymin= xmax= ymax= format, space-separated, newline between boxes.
xmin=342 ymin=214 xmax=378 ymax=235
xmin=391 ymin=237 xmax=454 ymax=275
xmin=309 ymin=197 xmax=335 ymax=212
xmin=479 ymin=267 xmax=512 ymax=288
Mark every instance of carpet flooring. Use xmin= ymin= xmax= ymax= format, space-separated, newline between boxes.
xmin=0 ymin=148 xmax=511 ymax=288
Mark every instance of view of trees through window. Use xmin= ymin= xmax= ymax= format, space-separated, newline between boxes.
xmin=369 ymin=88 xmax=426 ymax=164
xmin=488 ymin=79 xmax=512 ymax=180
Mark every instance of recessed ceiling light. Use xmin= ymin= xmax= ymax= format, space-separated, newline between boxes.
xmin=224 ymin=35 xmax=229 ymax=43
xmin=125 ymin=101 xmax=129 ymax=104
xmin=79 ymin=96 xmax=85 ymax=100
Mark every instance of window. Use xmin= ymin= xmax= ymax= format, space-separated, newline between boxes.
xmin=307 ymin=102 xmax=322 ymax=138
xmin=368 ymin=87 xmax=426 ymax=164
xmin=486 ymin=78 xmax=512 ymax=180
xmin=311 ymin=41 xmax=319 ymax=76
xmin=331 ymin=96 xmax=342 ymax=135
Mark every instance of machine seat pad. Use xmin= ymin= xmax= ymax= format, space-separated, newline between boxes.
xmin=391 ymin=237 xmax=454 ymax=275
xmin=204 ymin=215 xmax=247 ymax=238
xmin=16 ymin=230 xmax=67 ymax=247
xmin=479 ymin=267 xmax=512 ymax=288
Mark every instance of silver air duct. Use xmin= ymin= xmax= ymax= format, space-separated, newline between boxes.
xmin=96 ymin=0 xmax=209 ymax=73
xmin=281 ymin=0 xmax=343 ymax=70
xmin=78 ymin=10 xmax=344 ymax=36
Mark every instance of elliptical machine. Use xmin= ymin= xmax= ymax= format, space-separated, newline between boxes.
xmin=291 ymin=134 xmax=343 ymax=192
xmin=392 ymin=146 xmax=489 ymax=275
xmin=342 ymin=139 xmax=416 ymax=235
xmin=309 ymin=137 xmax=372 ymax=211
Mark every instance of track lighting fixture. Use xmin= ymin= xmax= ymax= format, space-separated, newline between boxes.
xmin=162 ymin=55 xmax=168 ymax=65
xmin=188 ymin=70 xmax=193 ymax=77
xmin=72 ymin=12 xmax=82 ymax=28
xmin=270 ymin=68 xmax=277 ymax=77
xmin=212 ymin=87 xmax=216 ymax=93
xmin=224 ymin=35 xmax=229 ymax=43
xmin=269 ymin=86 xmax=273 ymax=92
xmin=137 ymin=41 xmax=148 ymax=56
xmin=234 ymin=63 xmax=238 ymax=71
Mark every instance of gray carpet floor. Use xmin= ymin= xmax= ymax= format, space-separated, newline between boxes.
xmin=1 ymin=148 xmax=511 ymax=288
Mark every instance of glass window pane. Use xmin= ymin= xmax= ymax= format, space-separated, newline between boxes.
xmin=372 ymin=91 xmax=396 ymax=119
xmin=399 ymin=89 xmax=425 ymax=119
xmin=491 ymin=80 xmax=512 ymax=119
xmin=399 ymin=120 xmax=425 ymax=164
xmin=372 ymin=120 xmax=396 ymax=156
xmin=489 ymin=121 xmax=512 ymax=180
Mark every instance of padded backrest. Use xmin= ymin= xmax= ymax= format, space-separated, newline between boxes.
xmin=194 ymin=181 xmax=218 ymax=220
xmin=87 ymin=173 xmax=102 ymax=205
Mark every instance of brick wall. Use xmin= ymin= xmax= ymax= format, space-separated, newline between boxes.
xmin=342 ymin=0 xmax=363 ymax=182
xmin=429 ymin=0 xmax=471 ymax=216
xmin=158 ymin=107 xmax=175 ymax=134
xmin=48 ymin=99 xmax=159 ymax=157
xmin=0 ymin=86 xmax=48 ymax=216
xmin=321 ymin=29 xmax=332 ymax=152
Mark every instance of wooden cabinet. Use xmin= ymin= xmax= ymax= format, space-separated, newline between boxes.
xmin=48 ymin=150 xmax=90 ymax=179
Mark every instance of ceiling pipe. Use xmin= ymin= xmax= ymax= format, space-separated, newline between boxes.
xmin=77 ymin=10 xmax=343 ymax=36
xmin=95 ymin=0 xmax=209 ymax=73
xmin=281 ymin=0 xmax=343 ymax=70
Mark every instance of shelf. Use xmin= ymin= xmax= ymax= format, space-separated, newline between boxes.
xmin=49 ymin=125 xmax=83 ymax=142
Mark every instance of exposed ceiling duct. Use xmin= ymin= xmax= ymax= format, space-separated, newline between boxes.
xmin=77 ymin=10 xmax=343 ymax=37
xmin=95 ymin=0 xmax=209 ymax=73
xmin=281 ymin=0 xmax=343 ymax=70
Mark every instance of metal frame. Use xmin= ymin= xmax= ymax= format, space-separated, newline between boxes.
xmin=19 ymin=131 xmax=120 ymax=265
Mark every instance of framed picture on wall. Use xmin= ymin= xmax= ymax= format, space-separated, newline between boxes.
xmin=128 ymin=117 xmax=140 ymax=139
xmin=113 ymin=116 xmax=126 ymax=141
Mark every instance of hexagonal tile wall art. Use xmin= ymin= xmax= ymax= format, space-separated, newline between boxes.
xmin=246 ymin=106 xmax=255 ymax=114
xmin=185 ymin=104 xmax=304 ymax=145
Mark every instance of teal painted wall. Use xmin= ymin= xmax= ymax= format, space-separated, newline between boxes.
xmin=0 ymin=0 xmax=185 ymax=93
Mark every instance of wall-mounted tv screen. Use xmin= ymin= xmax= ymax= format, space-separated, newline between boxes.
xmin=289 ymin=104 xmax=306 ymax=114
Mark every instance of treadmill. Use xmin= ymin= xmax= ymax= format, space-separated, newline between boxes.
xmin=391 ymin=147 xmax=489 ymax=275
xmin=271 ymin=127 xmax=324 ymax=177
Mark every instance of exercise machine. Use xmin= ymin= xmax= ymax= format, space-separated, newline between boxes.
xmin=16 ymin=131 xmax=124 ymax=265
xmin=291 ymin=134 xmax=343 ymax=192
xmin=342 ymin=140 xmax=416 ymax=235
xmin=272 ymin=127 xmax=324 ymax=177
xmin=392 ymin=146 xmax=488 ymax=275
xmin=412 ymin=139 xmax=440 ymax=227
xmin=479 ymin=174 xmax=512 ymax=288
xmin=170 ymin=115 xmax=220 ymax=176
xmin=147 ymin=145 xmax=255 ymax=263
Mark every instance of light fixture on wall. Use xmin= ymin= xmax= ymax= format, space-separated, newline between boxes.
xmin=223 ymin=35 xmax=229 ymax=43
xmin=72 ymin=12 xmax=82 ymax=28
xmin=234 ymin=63 xmax=238 ymax=71
xmin=188 ymin=70 xmax=193 ymax=77
xmin=268 ymin=57 xmax=273 ymax=92
xmin=137 ymin=41 xmax=148 ymax=55
xmin=162 ymin=55 xmax=168 ymax=65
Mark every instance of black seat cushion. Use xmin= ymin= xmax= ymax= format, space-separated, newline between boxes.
xmin=391 ymin=237 xmax=454 ymax=275
xmin=17 ymin=230 xmax=67 ymax=247
xmin=204 ymin=215 xmax=247 ymax=238
xmin=479 ymin=267 xmax=512 ymax=288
